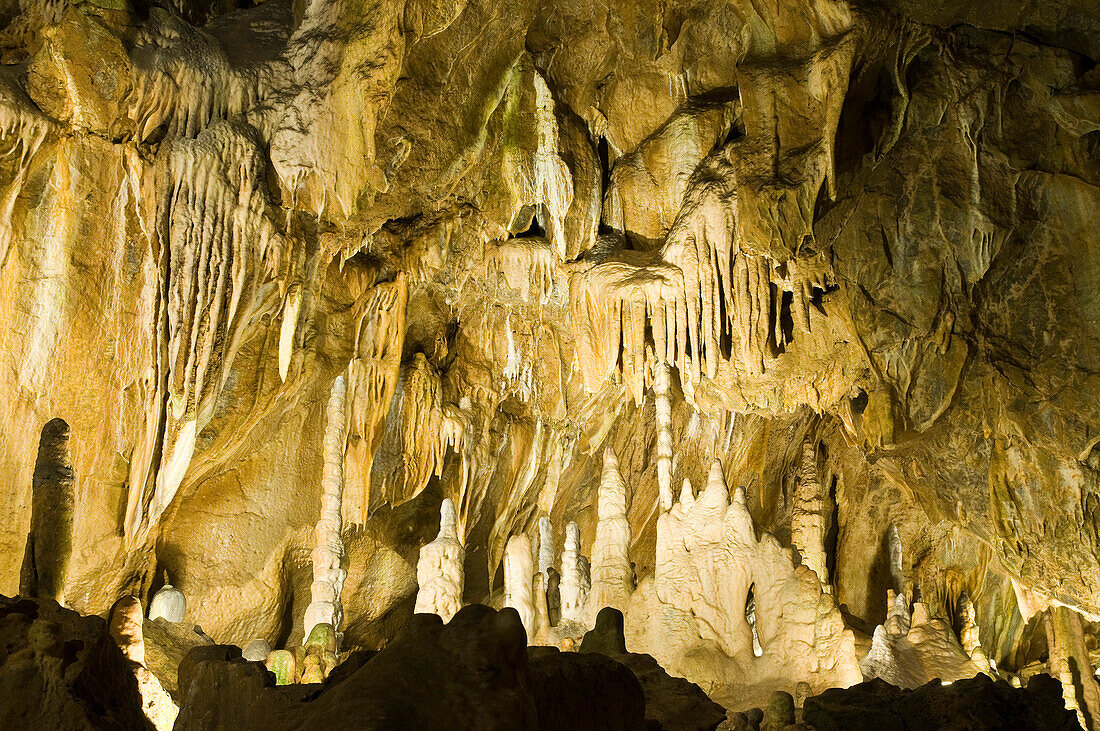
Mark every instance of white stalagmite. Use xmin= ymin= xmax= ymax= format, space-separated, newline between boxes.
xmin=792 ymin=436 xmax=829 ymax=589
xmin=303 ymin=375 xmax=348 ymax=643
xmin=538 ymin=516 xmax=554 ymax=576
xmin=148 ymin=583 xmax=186 ymax=623
xmin=504 ymin=533 xmax=536 ymax=640
xmin=655 ymin=360 xmax=674 ymax=512
xmin=587 ymin=446 xmax=633 ymax=624
xmin=633 ymin=458 xmax=862 ymax=695
xmin=560 ymin=521 xmax=590 ymax=623
xmin=414 ymin=498 xmax=465 ymax=623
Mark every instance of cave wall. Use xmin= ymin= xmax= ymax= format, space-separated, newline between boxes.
xmin=0 ymin=0 xmax=1097 ymax=666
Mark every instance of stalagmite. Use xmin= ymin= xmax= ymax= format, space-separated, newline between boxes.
xmin=504 ymin=533 xmax=536 ymax=640
xmin=1045 ymin=605 xmax=1100 ymax=731
xmin=19 ymin=418 xmax=75 ymax=604
xmin=243 ymin=639 xmax=272 ymax=662
xmin=791 ymin=436 xmax=829 ymax=590
xmin=109 ymin=596 xmax=146 ymax=665
xmin=655 ymin=360 xmax=674 ymax=512
xmin=538 ymin=516 xmax=554 ymax=576
xmin=149 ymin=582 xmax=186 ymax=623
xmin=414 ymin=498 xmax=465 ymax=623
xmin=958 ymin=593 xmax=991 ymax=673
xmin=303 ymin=375 xmax=348 ymax=643
xmin=861 ymin=590 xmax=992 ymax=688
xmin=560 ymin=521 xmax=590 ymax=624
xmin=636 ymin=457 xmax=862 ymax=696
xmin=109 ymin=595 xmax=179 ymax=730
xmin=587 ymin=447 xmax=634 ymax=625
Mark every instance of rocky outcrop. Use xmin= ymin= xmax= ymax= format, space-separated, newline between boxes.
xmin=0 ymin=595 xmax=151 ymax=730
xmin=803 ymin=673 xmax=1080 ymax=731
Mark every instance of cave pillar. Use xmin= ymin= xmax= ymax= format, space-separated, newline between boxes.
xmin=1045 ymin=605 xmax=1100 ymax=730
xmin=304 ymin=375 xmax=348 ymax=644
xmin=655 ymin=360 xmax=673 ymax=513
xmin=587 ymin=446 xmax=633 ymax=625
xmin=791 ymin=436 xmax=829 ymax=590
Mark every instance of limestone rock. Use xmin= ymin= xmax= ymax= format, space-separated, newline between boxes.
xmin=803 ymin=674 xmax=1079 ymax=731
xmin=0 ymin=595 xmax=150 ymax=729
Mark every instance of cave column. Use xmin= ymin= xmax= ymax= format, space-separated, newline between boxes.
xmin=1045 ymin=605 xmax=1100 ymax=730
xmin=655 ymin=360 xmax=673 ymax=513
xmin=303 ymin=375 xmax=348 ymax=644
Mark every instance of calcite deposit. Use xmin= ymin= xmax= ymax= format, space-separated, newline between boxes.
xmin=2 ymin=0 xmax=1100 ymax=725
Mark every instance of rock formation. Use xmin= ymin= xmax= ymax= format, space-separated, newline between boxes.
xmin=559 ymin=521 xmax=590 ymax=625
xmin=414 ymin=498 xmax=465 ymax=623
xmin=504 ymin=533 xmax=536 ymax=640
xmin=149 ymin=582 xmax=186 ymax=623
xmin=587 ymin=446 xmax=634 ymax=625
xmin=303 ymin=375 xmax=348 ymax=643
xmin=0 ymin=0 xmax=1099 ymax=724
xmin=630 ymin=460 xmax=862 ymax=702
xmin=19 ymin=418 xmax=74 ymax=604
xmin=861 ymin=590 xmax=991 ymax=688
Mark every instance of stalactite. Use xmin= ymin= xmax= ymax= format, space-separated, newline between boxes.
xmin=278 ymin=284 xmax=302 ymax=382
xmin=303 ymin=375 xmax=348 ymax=644
xmin=125 ymin=9 xmax=284 ymax=143
xmin=887 ymin=523 xmax=906 ymax=596
xmin=560 ymin=521 xmax=590 ymax=624
xmin=386 ymin=354 xmax=466 ymax=507
xmin=486 ymin=238 xmax=556 ymax=303
xmin=344 ymin=276 xmax=408 ymax=524
xmin=504 ymin=533 xmax=536 ymax=640
xmin=124 ymin=119 xmax=283 ymax=545
xmin=414 ymin=498 xmax=465 ymax=623
xmin=792 ymin=436 xmax=829 ymax=590
xmin=0 ymin=73 xmax=53 ymax=267
xmin=587 ymin=446 xmax=633 ymax=624
xmin=19 ymin=418 xmax=75 ymax=603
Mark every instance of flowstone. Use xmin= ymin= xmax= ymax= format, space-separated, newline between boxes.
xmin=626 ymin=460 xmax=862 ymax=699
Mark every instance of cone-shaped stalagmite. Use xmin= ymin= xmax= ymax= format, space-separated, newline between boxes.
xmin=587 ymin=446 xmax=633 ymax=625
xmin=19 ymin=418 xmax=75 ymax=603
xmin=792 ymin=436 xmax=829 ymax=590
xmin=414 ymin=498 xmax=465 ymax=622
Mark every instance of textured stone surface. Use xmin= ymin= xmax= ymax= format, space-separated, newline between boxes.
xmin=803 ymin=673 xmax=1080 ymax=731
xmin=0 ymin=0 xmax=1098 ymax=722
xmin=0 ymin=595 xmax=151 ymax=729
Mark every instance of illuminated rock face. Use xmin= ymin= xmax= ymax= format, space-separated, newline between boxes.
xmin=0 ymin=0 xmax=1098 ymax=716
xmin=628 ymin=461 xmax=862 ymax=700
